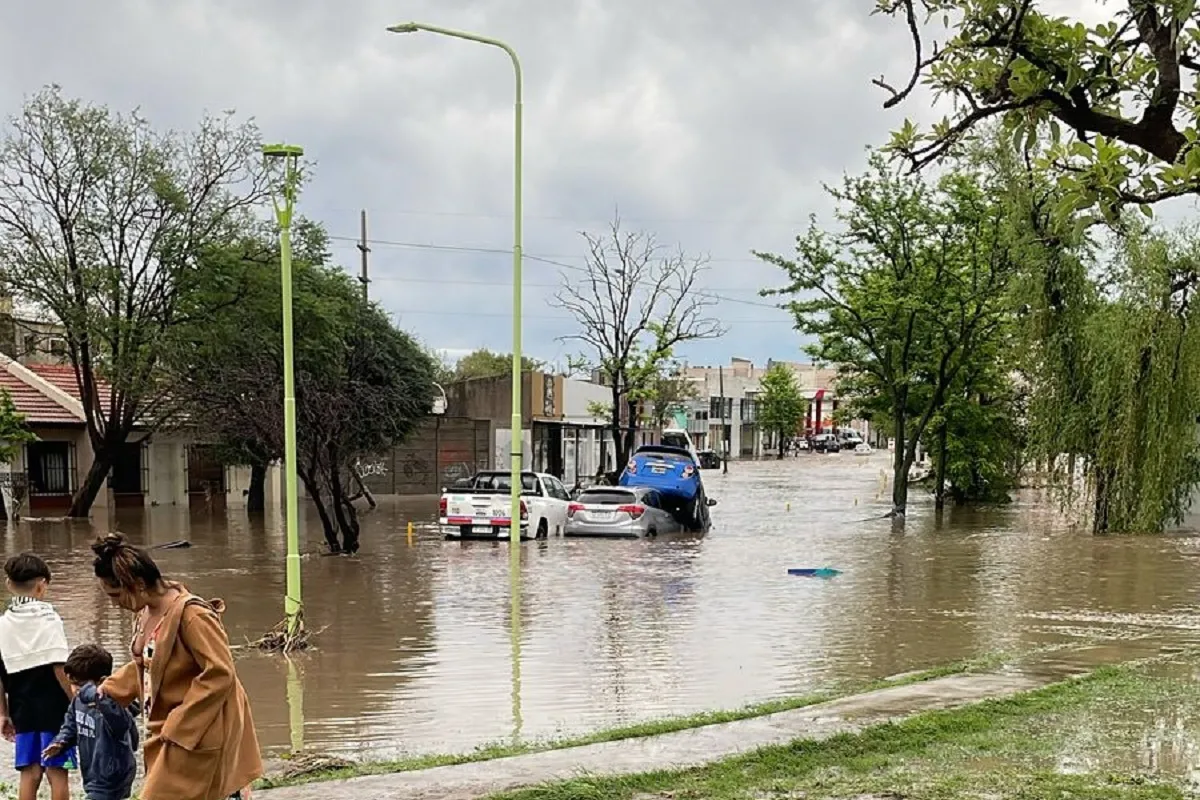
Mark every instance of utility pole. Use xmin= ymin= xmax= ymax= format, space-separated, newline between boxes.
xmin=357 ymin=209 xmax=370 ymax=303
xmin=719 ymin=365 xmax=728 ymax=474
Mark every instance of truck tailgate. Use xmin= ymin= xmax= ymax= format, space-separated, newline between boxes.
xmin=443 ymin=493 xmax=514 ymax=526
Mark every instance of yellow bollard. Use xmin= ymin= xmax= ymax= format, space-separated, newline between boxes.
xmin=407 ymin=521 xmax=414 ymax=546
xmin=785 ymin=502 xmax=791 ymax=512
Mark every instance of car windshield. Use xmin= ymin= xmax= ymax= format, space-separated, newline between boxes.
xmin=470 ymin=473 xmax=539 ymax=492
xmin=661 ymin=433 xmax=690 ymax=449
xmin=579 ymin=490 xmax=637 ymax=505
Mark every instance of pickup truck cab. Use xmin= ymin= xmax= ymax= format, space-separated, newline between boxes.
xmin=439 ymin=470 xmax=572 ymax=540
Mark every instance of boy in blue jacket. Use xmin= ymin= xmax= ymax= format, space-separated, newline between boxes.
xmin=42 ymin=645 xmax=138 ymax=800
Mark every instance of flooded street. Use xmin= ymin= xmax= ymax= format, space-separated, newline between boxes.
xmin=7 ymin=454 xmax=1200 ymax=760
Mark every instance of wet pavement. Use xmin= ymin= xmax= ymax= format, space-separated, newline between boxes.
xmin=7 ymin=453 xmax=1200 ymax=759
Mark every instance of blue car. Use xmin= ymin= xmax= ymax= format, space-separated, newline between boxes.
xmin=619 ymin=445 xmax=701 ymax=501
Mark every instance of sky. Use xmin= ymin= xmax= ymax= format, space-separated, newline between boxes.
xmin=2 ymin=0 xmax=1189 ymax=370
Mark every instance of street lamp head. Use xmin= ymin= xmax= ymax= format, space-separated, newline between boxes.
xmin=262 ymin=143 xmax=304 ymax=159
xmin=387 ymin=22 xmax=421 ymax=34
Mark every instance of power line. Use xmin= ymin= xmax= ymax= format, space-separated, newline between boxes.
xmin=390 ymin=308 xmax=793 ymax=323
xmin=326 ymin=234 xmax=786 ymax=310
xmin=322 ymin=205 xmax=808 ymax=228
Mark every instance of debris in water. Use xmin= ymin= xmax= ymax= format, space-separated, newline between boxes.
xmin=788 ymin=567 xmax=841 ymax=578
xmin=253 ymin=611 xmax=321 ymax=654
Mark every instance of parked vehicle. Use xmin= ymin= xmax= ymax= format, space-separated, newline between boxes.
xmin=812 ymin=434 xmax=841 ymax=453
xmin=565 ymin=486 xmax=681 ymax=538
xmin=660 ymin=428 xmax=700 ymax=463
xmin=697 ymin=449 xmax=722 ymax=469
xmin=854 ymin=442 xmax=874 ymax=455
xmin=439 ymin=470 xmax=572 ymax=540
xmin=619 ymin=444 xmax=715 ymax=531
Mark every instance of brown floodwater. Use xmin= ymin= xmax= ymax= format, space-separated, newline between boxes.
xmin=6 ymin=453 xmax=1200 ymax=760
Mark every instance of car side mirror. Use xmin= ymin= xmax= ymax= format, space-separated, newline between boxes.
xmin=706 ymin=498 xmax=718 ymax=507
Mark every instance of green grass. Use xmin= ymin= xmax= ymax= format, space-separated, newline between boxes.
xmin=485 ymin=658 xmax=1200 ymax=800
xmin=256 ymin=654 xmax=1004 ymax=789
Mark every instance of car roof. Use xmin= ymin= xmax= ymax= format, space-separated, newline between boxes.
xmin=634 ymin=444 xmax=695 ymax=458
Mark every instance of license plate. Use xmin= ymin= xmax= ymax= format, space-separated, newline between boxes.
xmin=651 ymin=466 xmax=667 ymax=474
xmin=591 ymin=511 xmax=615 ymax=521
xmin=472 ymin=525 xmax=494 ymax=533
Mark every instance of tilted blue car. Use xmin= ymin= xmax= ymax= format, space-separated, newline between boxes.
xmin=619 ymin=444 xmax=701 ymax=501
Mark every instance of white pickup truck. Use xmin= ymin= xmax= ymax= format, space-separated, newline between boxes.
xmin=438 ymin=470 xmax=573 ymax=541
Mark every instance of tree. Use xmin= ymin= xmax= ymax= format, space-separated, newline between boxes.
xmin=0 ymin=390 xmax=34 ymax=521
xmin=757 ymin=363 xmax=805 ymax=459
xmin=642 ymin=366 xmax=699 ymax=431
xmin=0 ymin=86 xmax=269 ymax=516
xmin=554 ymin=217 xmax=724 ymax=470
xmin=759 ymin=153 xmax=1016 ymax=517
xmin=875 ymin=0 xmax=1200 ymax=221
xmin=451 ymin=349 xmax=544 ymax=382
xmin=170 ymin=222 xmax=436 ymax=552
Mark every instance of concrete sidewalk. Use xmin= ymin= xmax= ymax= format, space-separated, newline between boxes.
xmin=257 ymin=640 xmax=1171 ymax=800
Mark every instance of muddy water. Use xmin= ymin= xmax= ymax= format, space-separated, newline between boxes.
xmin=6 ymin=454 xmax=1200 ymax=760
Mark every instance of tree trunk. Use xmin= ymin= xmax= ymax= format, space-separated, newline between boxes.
xmin=776 ymin=428 xmax=785 ymax=459
xmin=326 ymin=451 xmax=360 ymax=554
xmin=621 ymin=398 xmax=639 ymax=467
xmin=609 ymin=384 xmax=623 ymax=472
xmin=0 ymin=487 xmax=9 ymax=522
xmin=246 ymin=462 xmax=267 ymax=513
xmin=891 ymin=408 xmax=909 ymax=517
xmin=300 ymin=469 xmax=340 ymax=553
xmin=934 ymin=419 xmax=948 ymax=510
xmin=1093 ymin=465 xmax=1111 ymax=534
xmin=69 ymin=451 xmax=114 ymax=518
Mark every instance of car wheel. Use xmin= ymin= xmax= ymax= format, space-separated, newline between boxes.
xmin=537 ymin=519 xmax=549 ymax=539
xmin=647 ymin=527 xmax=657 ymax=538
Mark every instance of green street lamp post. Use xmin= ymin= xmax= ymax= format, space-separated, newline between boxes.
xmin=263 ymin=143 xmax=305 ymax=636
xmin=388 ymin=21 xmax=525 ymax=546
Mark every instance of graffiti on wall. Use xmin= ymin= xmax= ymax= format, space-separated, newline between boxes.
xmin=355 ymin=459 xmax=388 ymax=478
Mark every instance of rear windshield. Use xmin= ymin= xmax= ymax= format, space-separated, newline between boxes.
xmin=638 ymin=451 xmax=692 ymax=465
xmin=469 ymin=473 xmax=539 ymax=492
xmin=578 ymin=490 xmax=637 ymax=505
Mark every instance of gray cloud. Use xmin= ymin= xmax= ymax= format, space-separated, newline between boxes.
xmin=0 ymin=0 xmax=928 ymax=368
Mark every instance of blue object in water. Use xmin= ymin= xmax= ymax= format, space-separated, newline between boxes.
xmin=788 ymin=567 xmax=841 ymax=578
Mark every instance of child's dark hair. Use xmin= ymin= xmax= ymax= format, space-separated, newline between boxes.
xmin=4 ymin=553 xmax=51 ymax=587
xmin=63 ymin=644 xmax=113 ymax=683
xmin=91 ymin=533 xmax=163 ymax=591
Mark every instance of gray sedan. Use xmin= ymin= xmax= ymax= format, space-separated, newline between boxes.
xmin=565 ymin=486 xmax=682 ymax=538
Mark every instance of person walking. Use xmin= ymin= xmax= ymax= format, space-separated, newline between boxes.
xmin=90 ymin=534 xmax=261 ymax=800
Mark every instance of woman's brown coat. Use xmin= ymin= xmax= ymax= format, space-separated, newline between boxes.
xmin=102 ymin=592 xmax=262 ymax=800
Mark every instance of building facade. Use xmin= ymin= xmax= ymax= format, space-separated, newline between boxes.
xmin=678 ymin=359 xmax=852 ymax=459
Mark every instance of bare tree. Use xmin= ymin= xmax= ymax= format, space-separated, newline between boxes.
xmin=554 ymin=216 xmax=724 ymax=471
xmin=0 ymin=86 xmax=270 ymax=516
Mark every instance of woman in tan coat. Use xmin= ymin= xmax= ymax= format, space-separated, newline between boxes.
xmin=92 ymin=534 xmax=262 ymax=800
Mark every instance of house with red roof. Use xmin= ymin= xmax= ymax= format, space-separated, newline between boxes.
xmin=0 ymin=355 xmax=255 ymax=514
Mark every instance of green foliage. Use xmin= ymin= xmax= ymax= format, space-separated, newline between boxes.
xmin=450 ymin=349 xmax=544 ymax=382
xmin=759 ymin=152 xmax=1017 ymax=514
xmin=757 ymin=363 xmax=805 ymax=455
xmin=0 ymin=390 xmax=34 ymax=464
xmin=876 ymin=1 xmax=1200 ymax=221
xmin=169 ymin=220 xmax=436 ymax=551
xmin=0 ymin=85 xmax=269 ymax=515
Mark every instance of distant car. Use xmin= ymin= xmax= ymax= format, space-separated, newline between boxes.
xmin=854 ymin=442 xmax=873 ymax=455
xmin=697 ymin=449 xmax=722 ymax=469
xmin=813 ymin=434 xmax=841 ymax=453
xmin=565 ymin=486 xmax=682 ymax=538
xmin=796 ymin=438 xmax=810 ymax=451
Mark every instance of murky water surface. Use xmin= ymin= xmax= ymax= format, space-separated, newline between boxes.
xmin=8 ymin=454 xmax=1200 ymax=760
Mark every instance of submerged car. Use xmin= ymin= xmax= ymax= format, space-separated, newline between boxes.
xmin=697 ymin=449 xmax=722 ymax=469
xmin=565 ymin=486 xmax=682 ymax=538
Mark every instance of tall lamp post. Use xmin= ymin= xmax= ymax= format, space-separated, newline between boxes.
xmin=263 ymin=143 xmax=305 ymax=637
xmin=387 ymin=21 xmax=524 ymax=546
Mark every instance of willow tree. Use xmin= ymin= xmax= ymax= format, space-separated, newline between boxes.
xmin=759 ymin=154 xmax=1017 ymax=517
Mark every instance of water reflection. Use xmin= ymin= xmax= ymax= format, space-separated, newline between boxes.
xmin=5 ymin=455 xmax=1200 ymax=758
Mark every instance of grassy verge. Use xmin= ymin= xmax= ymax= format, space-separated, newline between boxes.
xmin=488 ymin=655 xmax=1200 ymax=800
xmin=256 ymin=653 xmax=1004 ymax=789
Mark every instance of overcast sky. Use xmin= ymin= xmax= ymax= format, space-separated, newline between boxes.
xmin=4 ymin=0 xmax=1183 ymax=370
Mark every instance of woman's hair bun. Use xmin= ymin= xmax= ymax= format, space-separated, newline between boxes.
xmin=91 ymin=532 xmax=127 ymax=560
